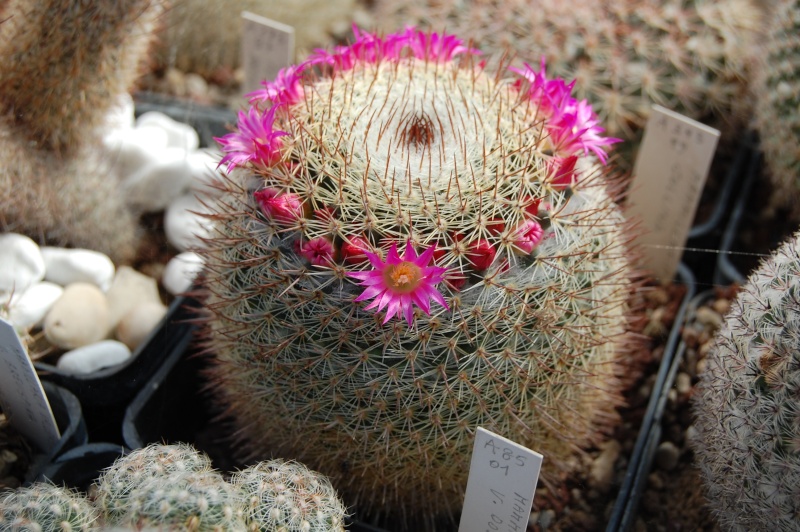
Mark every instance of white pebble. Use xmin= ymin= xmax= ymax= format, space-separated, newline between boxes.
xmin=41 ymin=247 xmax=115 ymax=291
xmin=0 ymin=233 xmax=46 ymax=296
xmin=44 ymin=283 xmax=110 ymax=349
xmin=122 ymin=147 xmax=195 ymax=212
xmin=105 ymin=266 xmax=163 ymax=330
xmin=6 ymin=281 xmax=63 ymax=331
xmin=136 ymin=111 xmax=200 ymax=151
xmin=187 ymin=149 xmax=225 ymax=196
xmin=104 ymin=125 xmax=170 ymax=179
xmin=56 ymin=340 xmax=132 ymax=374
xmin=103 ymin=93 xmax=135 ymax=133
xmin=162 ymin=252 xmax=204 ymax=295
xmin=164 ymin=193 xmax=213 ymax=252
xmin=116 ymin=301 xmax=168 ymax=350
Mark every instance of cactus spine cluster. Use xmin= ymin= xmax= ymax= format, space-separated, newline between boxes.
xmin=370 ymin=0 xmax=761 ymax=156
xmin=0 ymin=481 xmax=99 ymax=532
xmin=0 ymin=0 xmax=166 ymax=263
xmin=692 ymin=231 xmax=800 ymax=531
xmin=201 ymin=28 xmax=639 ymax=528
xmin=752 ymin=0 xmax=800 ymax=217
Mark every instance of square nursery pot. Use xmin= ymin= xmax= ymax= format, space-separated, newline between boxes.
xmin=33 ymin=295 xmax=201 ymax=444
xmin=120 ymin=266 xmax=695 ymax=532
xmin=21 ymin=380 xmax=88 ymax=485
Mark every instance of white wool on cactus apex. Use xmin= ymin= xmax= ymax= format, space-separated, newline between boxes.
xmin=104 ymin=125 xmax=170 ymax=179
xmin=56 ymin=339 xmax=132 ymax=375
xmin=43 ymin=282 xmax=110 ymax=350
xmin=0 ymin=233 xmax=46 ymax=296
xmin=162 ymin=251 xmax=204 ymax=296
xmin=5 ymin=281 xmax=63 ymax=331
xmin=121 ymin=147 xmax=196 ymax=212
xmin=164 ymin=193 xmax=213 ymax=252
xmin=136 ymin=111 xmax=200 ymax=151
xmin=41 ymin=247 xmax=115 ymax=291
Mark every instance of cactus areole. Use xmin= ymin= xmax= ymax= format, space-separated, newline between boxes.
xmin=204 ymin=27 xmax=636 ymax=528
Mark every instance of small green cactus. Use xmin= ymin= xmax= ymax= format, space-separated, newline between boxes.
xmin=232 ymin=459 xmax=348 ymax=532
xmin=0 ymin=481 xmax=99 ymax=532
xmin=201 ymin=28 xmax=639 ymax=528
xmin=752 ymin=0 xmax=800 ymax=217
xmin=692 ymin=230 xmax=800 ymax=531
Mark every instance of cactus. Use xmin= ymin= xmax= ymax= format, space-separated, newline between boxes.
xmin=95 ymin=443 xmax=247 ymax=531
xmin=369 ymin=0 xmax=762 ymax=162
xmin=200 ymin=28 xmax=639 ymax=528
xmin=752 ymin=0 xmax=800 ymax=217
xmin=0 ymin=0 xmax=166 ymax=263
xmin=0 ymin=481 xmax=99 ymax=531
xmin=232 ymin=459 xmax=348 ymax=532
xmin=691 ymin=231 xmax=800 ymax=531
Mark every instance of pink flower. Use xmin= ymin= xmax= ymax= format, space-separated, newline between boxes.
xmin=341 ymin=235 xmax=373 ymax=265
xmin=300 ymin=237 xmax=336 ymax=266
xmin=398 ymin=26 xmax=480 ymax=62
xmin=510 ymin=220 xmax=544 ymax=255
xmin=254 ymin=188 xmax=304 ymax=223
xmin=466 ymin=239 xmax=496 ymax=271
xmin=546 ymin=155 xmax=578 ymax=189
xmin=246 ymin=65 xmax=305 ymax=106
xmin=215 ymin=105 xmax=288 ymax=172
xmin=347 ymin=241 xmax=449 ymax=325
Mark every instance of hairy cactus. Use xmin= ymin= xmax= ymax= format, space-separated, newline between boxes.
xmin=200 ymin=28 xmax=639 ymax=528
xmin=752 ymin=0 xmax=800 ymax=217
xmin=0 ymin=0 xmax=166 ymax=263
xmin=370 ymin=0 xmax=761 ymax=160
xmin=95 ymin=443 xmax=246 ymax=531
xmin=232 ymin=459 xmax=348 ymax=532
xmin=692 ymin=231 xmax=800 ymax=531
xmin=0 ymin=482 xmax=99 ymax=531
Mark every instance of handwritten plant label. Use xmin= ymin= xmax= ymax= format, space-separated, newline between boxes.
xmin=627 ymin=105 xmax=719 ymax=283
xmin=458 ymin=427 xmax=543 ymax=532
xmin=0 ymin=318 xmax=60 ymax=451
xmin=241 ymin=11 xmax=295 ymax=96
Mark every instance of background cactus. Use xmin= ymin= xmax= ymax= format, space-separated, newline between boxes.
xmin=752 ymin=0 xmax=800 ymax=218
xmin=369 ymin=0 xmax=762 ymax=166
xmin=0 ymin=0 xmax=166 ymax=263
xmin=0 ymin=481 xmax=99 ymax=531
xmin=232 ymin=459 xmax=348 ymax=532
xmin=200 ymin=28 xmax=640 ymax=528
xmin=691 ymin=230 xmax=800 ymax=531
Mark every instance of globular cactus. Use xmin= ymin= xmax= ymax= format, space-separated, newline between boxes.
xmin=94 ymin=443 xmax=246 ymax=531
xmin=0 ymin=481 xmax=99 ymax=532
xmin=692 ymin=230 xmax=800 ymax=531
xmin=0 ymin=0 xmax=166 ymax=263
xmin=752 ymin=0 xmax=800 ymax=217
xmin=370 ymin=0 xmax=762 ymax=161
xmin=200 ymin=27 xmax=639 ymax=528
xmin=232 ymin=459 xmax=348 ymax=532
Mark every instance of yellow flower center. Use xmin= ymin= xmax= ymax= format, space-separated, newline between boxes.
xmin=384 ymin=261 xmax=423 ymax=294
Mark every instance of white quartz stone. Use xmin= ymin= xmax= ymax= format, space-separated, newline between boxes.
xmin=104 ymin=125 xmax=170 ymax=180
xmin=136 ymin=111 xmax=200 ymax=151
xmin=6 ymin=281 xmax=63 ymax=331
xmin=0 ymin=233 xmax=46 ymax=296
xmin=116 ymin=301 xmax=167 ymax=350
xmin=41 ymin=247 xmax=115 ymax=291
xmin=56 ymin=340 xmax=132 ymax=374
xmin=104 ymin=93 xmax=135 ymax=133
xmin=43 ymin=283 xmax=110 ymax=349
xmin=105 ymin=266 xmax=163 ymax=330
xmin=164 ymin=193 xmax=213 ymax=252
xmin=122 ymin=147 xmax=195 ymax=212
xmin=162 ymin=252 xmax=204 ymax=296
xmin=187 ymin=149 xmax=225 ymax=196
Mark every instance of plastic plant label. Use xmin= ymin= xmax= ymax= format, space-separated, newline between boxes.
xmin=458 ymin=427 xmax=543 ymax=532
xmin=0 ymin=318 xmax=60 ymax=451
xmin=241 ymin=11 xmax=295 ymax=96
xmin=627 ymin=105 xmax=720 ymax=283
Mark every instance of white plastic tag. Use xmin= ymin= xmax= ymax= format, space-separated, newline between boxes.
xmin=241 ymin=11 xmax=295 ymax=96
xmin=627 ymin=105 xmax=720 ymax=283
xmin=0 ymin=318 xmax=60 ymax=451
xmin=458 ymin=427 xmax=543 ymax=532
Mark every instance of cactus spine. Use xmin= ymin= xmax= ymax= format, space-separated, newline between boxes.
xmin=0 ymin=481 xmax=99 ymax=531
xmin=0 ymin=0 xmax=166 ymax=263
xmin=692 ymin=231 xmax=800 ymax=531
xmin=200 ymin=28 xmax=639 ymax=528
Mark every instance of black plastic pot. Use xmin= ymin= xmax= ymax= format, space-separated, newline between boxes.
xmin=605 ymin=262 xmax=697 ymax=532
xmin=33 ymin=295 xmax=201 ymax=444
xmin=23 ymin=381 xmax=89 ymax=485
xmin=32 ymin=442 xmax=128 ymax=493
